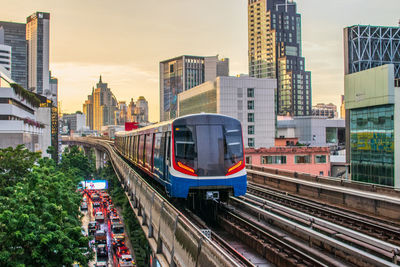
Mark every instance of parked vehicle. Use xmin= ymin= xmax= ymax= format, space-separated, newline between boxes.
xmin=95 ymin=230 xmax=107 ymax=244
xmin=119 ymin=254 xmax=134 ymax=267
xmin=88 ymin=221 xmax=99 ymax=235
xmin=93 ymin=202 xmax=101 ymax=209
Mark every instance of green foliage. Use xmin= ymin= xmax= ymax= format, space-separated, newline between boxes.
xmin=99 ymin=165 xmax=151 ymax=267
xmin=60 ymin=146 xmax=95 ymax=180
xmin=0 ymin=146 xmax=93 ymax=266
xmin=10 ymin=83 xmax=41 ymax=108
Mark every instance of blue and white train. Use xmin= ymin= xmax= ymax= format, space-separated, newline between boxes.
xmin=114 ymin=114 xmax=247 ymax=200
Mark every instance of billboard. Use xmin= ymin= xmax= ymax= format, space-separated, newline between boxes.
xmin=80 ymin=180 xmax=108 ymax=190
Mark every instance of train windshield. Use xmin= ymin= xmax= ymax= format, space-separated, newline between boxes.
xmin=174 ymin=118 xmax=243 ymax=176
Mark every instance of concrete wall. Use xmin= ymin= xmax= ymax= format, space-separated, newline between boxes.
xmin=36 ymin=107 xmax=51 ymax=157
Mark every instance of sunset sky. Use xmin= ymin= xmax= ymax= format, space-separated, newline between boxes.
xmin=1 ymin=0 xmax=399 ymax=122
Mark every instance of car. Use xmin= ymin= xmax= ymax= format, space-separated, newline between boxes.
xmin=92 ymin=193 xmax=101 ymax=202
xmin=95 ymin=211 xmax=105 ymax=222
xmin=88 ymin=221 xmax=99 ymax=235
xmin=110 ymin=215 xmax=120 ymax=225
xmin=80 ymin=202 xmax=88 ymax=211
xmin=95 ymin=261 xmax=107 ymax=267
xmin=119 ymin=254 xmax=134 ymax=267
xmin=96 ymin=244 xmax=108 ymax=258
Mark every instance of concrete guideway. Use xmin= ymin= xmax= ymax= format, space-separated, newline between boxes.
xmin=64 ymin=137 xmax=241 ymax=267
xmin=247 ymin=168 xmax=400 ymax=221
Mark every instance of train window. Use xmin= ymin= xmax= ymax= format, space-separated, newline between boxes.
xmin=166 ymin=132 xmax=171 ymax=163
xmin=138 ymin=135 xmax=144 ymax=164
xmin=224 ymin=128 xmax=243 ymax=165
xmin=145 ymin=133 xmax=153 ymax=169
xmin=174 ymin=126 xmax=196 ymax=162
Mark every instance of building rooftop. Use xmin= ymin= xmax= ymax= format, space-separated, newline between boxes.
xmin=246 ymin=146 xmax=330 ymax=154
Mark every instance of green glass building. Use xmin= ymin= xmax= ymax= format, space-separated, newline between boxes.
xmin=345 ymin=64 xmax=399 ymax=188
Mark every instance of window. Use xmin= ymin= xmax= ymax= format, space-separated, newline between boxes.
xmin=295 ymin=155 xmax=311 ymax=164
xmin=315 ymin=155 xmax=327 ymax=163
xmin=245 ymin=156 xmax=252 ymax=165
xmin=247 ymin=88 xmax=254 ymax=98
xmin=237 ymin=88 xmax=243 ymax=98
xmin=248 ymin=113 xmax=254 ymax=122
xmin=248 ymin=138 xmax=255 ymax=148
xmin=248 ymin=125 xmax=254 ymax=135
xmin=319 ymin=171 xmax=324 ymax=176
xmin=261 ymin=156 xmax=287 ymax=164
xmin=247 ymin=100 xmax=254 ymax=110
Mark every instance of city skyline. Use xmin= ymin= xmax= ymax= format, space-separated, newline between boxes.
xmin=0 ymin=0 xmax=398 ymax=122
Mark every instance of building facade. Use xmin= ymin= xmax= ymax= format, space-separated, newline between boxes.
xmin=26 ymin=12 xmax=50 ymax=95
xmin=0 ymin=43 xmax=11 ymax=76
xmin=83 ymin=76 xmax=118 ymax=131
xmin=312 ymin=103 xmax=338 ymax=118
xmin=344 ymin=64 xmax=399 ymax=188
xmin=277 ymin=116 xmax=345 ymax=148
xmin=178 ymin=76 xmax=276 ymax=148
xmin=0 ymin=22 xmax=27 ymax=89
xmin=248 ymin=0 xmax=311 ymax=116
xmin=62 ymin=112 xmax=86 ymax=133
xmin=344 ymin=25 xmax=400 ymax=79
xmin=246 ymin=146 xmax=331 ymax=176
xmin=0 ymin=70 xmax=43 ymax=152
xmin=160 ymin=55 xmax=229 ymax=121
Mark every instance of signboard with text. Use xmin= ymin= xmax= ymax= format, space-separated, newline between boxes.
xmin=80 ymin=180 xmax=108 ymax=190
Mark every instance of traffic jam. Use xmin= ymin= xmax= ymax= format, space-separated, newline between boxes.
xmin=80 ymin=186 xmax=135 ymax=267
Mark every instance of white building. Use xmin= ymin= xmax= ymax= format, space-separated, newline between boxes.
xmin=26 ymin=12 xmax=50 ymax=95
xmin=277 ymin=116 xmax=345 ymax=148
xmin=62 ymin=112 xmax=87 ymax=133
xmin=0 ymin=69 xmax=43 ymax=152
xmin=178 ymin=76 xmax=276 ymax=148
xmin=0 ymin=44 xmax=11 ymax=77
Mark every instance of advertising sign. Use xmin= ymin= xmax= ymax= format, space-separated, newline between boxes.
xmin=80 ymin=180 xmax=108 ymax=190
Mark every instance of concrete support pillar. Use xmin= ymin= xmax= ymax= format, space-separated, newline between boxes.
xmin=94 ymin=148 xmax=104 ymax=170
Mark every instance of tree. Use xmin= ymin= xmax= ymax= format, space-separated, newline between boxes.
xmin=60 ymin=146 xmax=95 ymax=180
xmin=0 ymin=146 xmax=93 ymax=266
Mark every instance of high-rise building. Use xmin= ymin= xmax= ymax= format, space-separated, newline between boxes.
xmin=247 ymin=0 xmax=311 ymax=116
xmin=160 ymin=55 xmax=229 ymax=121
xmin=135 ymin=96 xmax=148 ymax=123
xmin=0 ymin=43 xmax=11 ymax=76
xmin=83 ymin=93 xmax=93 ymax=130
xmin=344 ymin=24 xmax=400 ymax=188
xmin=49 ymin=72 xmax=58 ymax=106
xmin=116 ymin=101 xmax=128 ymax=125
xmin=0 ymin=22 xmax=27 ymax=88
xmin=83 ymin=76 xmax=118 ymax=131
xmin=26 ymin=12 xmax=50 ymax=95
xmin=177 ymin=76 xmax=276 ymax=148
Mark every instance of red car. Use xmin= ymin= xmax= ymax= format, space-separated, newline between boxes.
xmin=115 ymin=246 xmax=129 ymax=258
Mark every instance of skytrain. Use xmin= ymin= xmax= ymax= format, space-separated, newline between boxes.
xmin=114 ymin=114 xmax=247 ymax=200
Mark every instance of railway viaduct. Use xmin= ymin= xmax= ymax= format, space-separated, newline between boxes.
xmin=62 ymin=137 xmax=240 ymax=267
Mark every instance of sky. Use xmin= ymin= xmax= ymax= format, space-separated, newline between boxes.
xmin=1 ymin=0 xmax=399 ymax=122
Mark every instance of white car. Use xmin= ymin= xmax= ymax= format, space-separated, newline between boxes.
xmin=119 ymin=254 xmax=134 ymax=266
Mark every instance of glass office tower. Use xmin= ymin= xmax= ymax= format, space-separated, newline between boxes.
xmin=247 ymin=0 xmax=311 ymax=116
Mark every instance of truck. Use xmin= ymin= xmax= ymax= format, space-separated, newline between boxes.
xmin=95 ymin=230 xmax=107 ymax=244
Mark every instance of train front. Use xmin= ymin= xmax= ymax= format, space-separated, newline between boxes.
xmin=170 ymin=114 xmax=247 ymax=200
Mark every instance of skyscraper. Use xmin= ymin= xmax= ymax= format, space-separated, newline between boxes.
xmin=83 ymin=76 xmax=118 ymax=131
xmin=248 ymin=0 xmax=311 ymax=116
xmin=0 ymin=21 xmax=27 ymax=89
xmin=159 ymin=55 xmax=229 ymax=121
xmin=26 ymin=12 xmax=50 ymax=95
